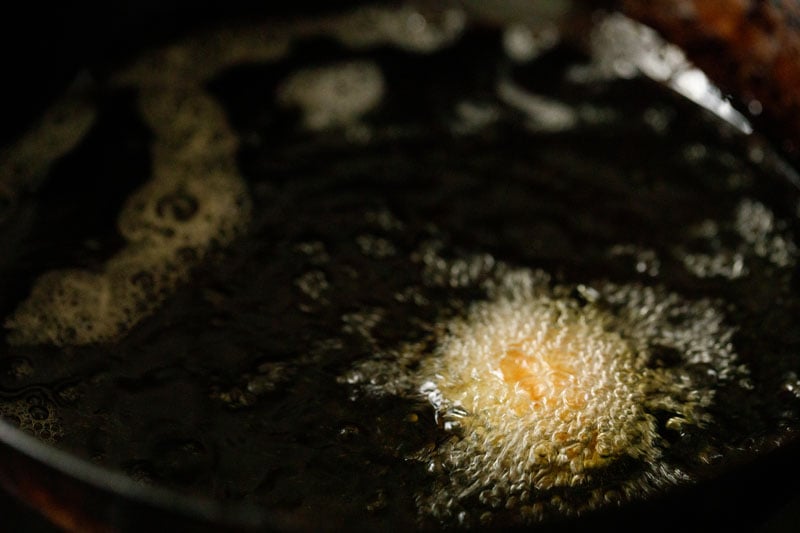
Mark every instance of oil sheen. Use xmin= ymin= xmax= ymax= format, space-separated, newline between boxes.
xmin=0 ymin=3 xmax=799 ymax=530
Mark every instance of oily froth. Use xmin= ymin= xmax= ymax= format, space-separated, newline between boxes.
xmin=420 ymin=267 xmax=743 ymax=523
xmin=4 ymin=85 xmax=251 ymax=346
xmin=422 ymin=296 xmax=659 ymax=476
xmin=343 ymin=254 xmax=746 ymax=524
xmin=3 ymin=75 xmax=253 ymax=348
xmin=1 ymin=3 xmax=469 ymax=346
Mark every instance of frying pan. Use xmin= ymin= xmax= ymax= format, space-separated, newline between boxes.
xmin=1 ymin=1 xmax=800 ymax=531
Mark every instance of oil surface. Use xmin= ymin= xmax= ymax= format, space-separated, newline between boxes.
xmin=1 ymin=4 xmax=800 ymax=530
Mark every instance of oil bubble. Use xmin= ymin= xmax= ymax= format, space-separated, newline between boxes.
xmin=277 ymin=61 xmax=385 ymax=131
xmin=0 ymin=394 xmax=64 ymax=444
xmin=342 ymin=253 xmax=746 ymax=524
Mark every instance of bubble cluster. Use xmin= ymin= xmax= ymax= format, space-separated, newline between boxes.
xmin=502 ymin=23 xmax=559 ymax=63
xmin=422 ymin=294 xmax=661 ymax=469
xmin=342 ymin=308 xmax=386 ymax=348
xmin=6 ymin=50 xmax=251 ymax=346
xmin=294 ymin=241 xmax=331 ymax=266
xmin=114 ymin=4 xmax=466 ymax=89
xmin=417 ymin=266 xmax=743 ymax=522
xmin=4 ymin=3 xmax=470 ymax=347
xmin=295 ymin=270 xmax=330 ymax=302
xmin=325 ymin=5 xmax=466 ymax=53
xmin=0 ymin=394 xmax=63 ymax=445
xmin=342 ymin=248 xmax=747 ymax=524
xmin=210 ymin=361 xmax=293 ymax=409
xmin=277 ymin=61 xmax=385 ymax=131
xmin=497 ymin=78 xmax=578 ymax=132
xmin=678 ymin=198 xmax=797 ymax=280
xmin=355 ymin=234 xmax=397 ymax=259
xmin=734 ymin=199 xmax=797 ymax=267
xmin=6 ymin=82 xmax=251 ymax=346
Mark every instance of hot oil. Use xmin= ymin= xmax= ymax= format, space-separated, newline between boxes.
xmin=1 ymin=4 xmax=800 ymax=530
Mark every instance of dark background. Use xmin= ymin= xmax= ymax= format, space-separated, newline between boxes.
xmin=0 ymin=489 xmax=56 ymax=532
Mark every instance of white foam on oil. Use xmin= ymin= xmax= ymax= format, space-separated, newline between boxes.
xmin=678 ymin=198 xmax=797 ymax=280
xmin=6 ymin=62 xmax=251 ymax=346
xmin=735 ymin=199 xmax=797 ymax=267
xmin=325 ymin=5 xmax=466 ymax=53
xmin=497 ymin=78 xmax=578 ymax=132
xmin=5 ymin=84 xmax=251 ymax=345
xmin=0 ymin=396 xmax=63 ymax=445
xmin=277 ymin=61 xmax=385 ymax=131
xmin=5 ymin=3 xmax=465 ymax=346
xmin=503 ymin=23 xmax=560 ymax=63
xmin=421 ymin=294 xmax=661 ymax=476
xmin=114 ymin=4 xmax=466 ymax=88
xmin=342 ymin=251 xmax=746 ymax=524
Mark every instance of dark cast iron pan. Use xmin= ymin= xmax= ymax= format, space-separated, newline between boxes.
xmin=1 ymin=1 xmax=800 ymax=531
